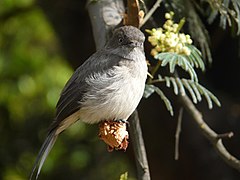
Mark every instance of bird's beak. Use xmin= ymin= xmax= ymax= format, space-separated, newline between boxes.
xmin=129 ymin=40 xmax=143 ymax=48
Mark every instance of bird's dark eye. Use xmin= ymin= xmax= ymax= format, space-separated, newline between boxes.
xmin=118 ymin=37 xmax=123 ymax=44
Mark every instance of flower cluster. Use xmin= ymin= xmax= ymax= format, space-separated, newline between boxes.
xmin=146 ymin=12 xmax=193 ymax=56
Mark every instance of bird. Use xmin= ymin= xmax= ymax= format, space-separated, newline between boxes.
xmin=30 ymin=25 xmax=147 ymax=179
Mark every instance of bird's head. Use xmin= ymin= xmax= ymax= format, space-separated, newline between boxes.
xmin=106 ymin=26 xmax=145 ymax=50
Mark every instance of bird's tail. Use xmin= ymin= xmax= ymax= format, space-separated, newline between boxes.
xmin=29 ymin=129 xmax=58 ymax=180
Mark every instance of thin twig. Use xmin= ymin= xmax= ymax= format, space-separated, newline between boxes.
xmin=179 ymin=95 xmax=240 ymax=172
xmin=147 ymin=60 xmax=162 ymax=84
xmin=140 ymin=0 xmax=162 ymax=27
xmin=175 ymin=108 xmax=183 ymax=160
xmin=129 ymin=110 xmax=151 ymax=180
xmin=216 ymin=132 xmax=234 ymax=140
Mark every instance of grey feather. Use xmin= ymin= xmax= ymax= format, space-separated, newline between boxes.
xmin=51 ymin=51 xmax=126 ymax=128
xmin=30 ymin=130 xmax=58 ymax=180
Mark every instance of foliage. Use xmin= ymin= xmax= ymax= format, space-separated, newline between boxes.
xmin=206 ymin=0 xmax=240 ymax=34
xmin=164 ymin=0 xmax=240 ymax=64
xmin=144 ymin=84 xmax=174 ymax=115
xmin=155 ymin=51 xmax=197 ymax=81
xmin=144 ymin=12 xmax=221 ymax=116
xmin=145 ymin=76 xmax=221 ymax=115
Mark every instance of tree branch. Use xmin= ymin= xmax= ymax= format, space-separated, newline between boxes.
xmin=129 ymin=110 xmax=151 ymax=180
xmin=140 ymin=0 xmax=162 ymax=27
xmin=87 ymin=0 xmax=124 ymax=50
xmin=179 ymin=95 xmax=240 ymax=172
xmin=175 ymin=107 xmax=183 ymax=160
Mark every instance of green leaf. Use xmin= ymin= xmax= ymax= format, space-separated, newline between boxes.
xmin=165 ymin=76 xmax=171 ymax=87
xmin=143 ymin=84 xmax=174 ymax=116
xmin=151 ymin=75 xmax=221 ymax=109
xmin=195 ymin=83 xmax=221 ymax=108
xmin=169 ymin=56 xmax=178 ymax=73
xmin=208 ymin=9 xmax=219 ymax=24
xmin=189 ymin=81 xmax=202 ymax=101
xmin=187 ymin=44 xmax=205 ymax=71
xmin=206 ymin=0 xmax=240 ymax=35
xmin=170 ymin=77 xmax=178 ymax=95
xmin=175 ymin=77 xmax=186 ymax=96
xmin=155 ymin=52 xmax=198 ymax=82
xmin=233 ymin=0 xmax=240 ymax=34
xmin=143 ymin=84 xmax=155 ymax=98
xmin=188 ymin=52 xmax=198 ymax=68
xmin=158 ymin=74 xmax=163 ymax=80
xmin=207 ymin=90 xmax=221 ymax=107
xmin=182 ymin=79 xmax=198 ymax=104
xmin=152 ymin=85 xmax=174 ymax=116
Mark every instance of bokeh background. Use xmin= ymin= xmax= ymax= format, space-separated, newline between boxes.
xmin=0 ymin=0 xmax=240 ymax=180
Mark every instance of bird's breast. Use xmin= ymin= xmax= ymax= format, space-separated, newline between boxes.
xmin=79 ymin=53 xmax=147 ymax=124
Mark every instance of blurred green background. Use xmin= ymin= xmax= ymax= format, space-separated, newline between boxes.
xmin=0 ymin=0 xmax=135 ymax=179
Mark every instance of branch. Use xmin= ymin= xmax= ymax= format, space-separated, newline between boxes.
xmin=87 ymin=0 xmax=124 ymax=50
xmin=140 ymin=0 xmax=162 ymax=27
xmin=129 ymin=110 xmax=151 ymax=180
xmin=175 ymin=108 xmax=183 ymax=160
xmin=179 ymin=95 xmax=240 ymax=172
xmin=126 ymin=0 xmax=141 ymax=27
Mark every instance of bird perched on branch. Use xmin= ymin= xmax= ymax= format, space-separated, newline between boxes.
xmin=30 ymin=25 xmax=147 ymax=179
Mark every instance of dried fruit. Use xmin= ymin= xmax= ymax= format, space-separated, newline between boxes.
xmin=98 ymin=120 xmax=129 ymax=152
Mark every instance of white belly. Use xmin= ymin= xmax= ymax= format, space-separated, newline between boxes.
xmin=79 ymin=58 xmax=147 ymax=124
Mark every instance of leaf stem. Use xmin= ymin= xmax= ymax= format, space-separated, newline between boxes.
xmin=150 ymin=79 xmax=165 ymax=84
xmin=147 ymin=60 xmax=162 ymax=84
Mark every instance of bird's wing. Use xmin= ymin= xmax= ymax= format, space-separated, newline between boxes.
xmin=49 ymin=50 xmax=123 ymax=131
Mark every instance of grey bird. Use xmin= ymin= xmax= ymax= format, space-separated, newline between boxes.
xmin=30 ymin=25 xmax=147 ymax=179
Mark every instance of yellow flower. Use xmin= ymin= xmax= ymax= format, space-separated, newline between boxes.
xmin=166 ymin=20 xmax=173 ymax=26
xmin=187 ymin=39 xmax=193 ymax=44
xmin=176 ymin=43 xmax=183 ymax=52
xmin=179 ymin=33 xmax=187 ymax=43
xmin=146 ymin=11 xmax=193 ymax=56
xmin=182 ymin=46 xmax=191 ymax=56
xmin=165 ymin=13 xmax=171 ymax=19
xmin=152 ymin=29 xmax=162 ymax=39
xmin=151 ymin=49 xmax=158 ymax=56
xmin=155 ymin=45 xmax=162 ymax=52
xmin=148 ymin=36 xmax=158 ymax=46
